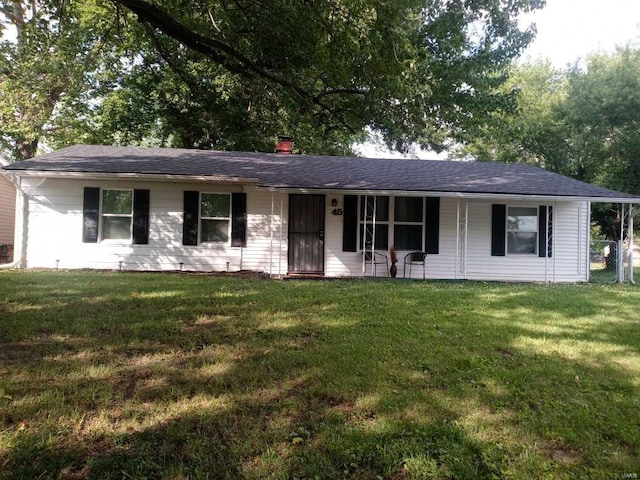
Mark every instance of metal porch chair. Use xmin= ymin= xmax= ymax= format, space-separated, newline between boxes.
xmin=403 ymin=251 xmax=427 ymax=279
xmin=362 ymin=251 xmax=389 ymax=277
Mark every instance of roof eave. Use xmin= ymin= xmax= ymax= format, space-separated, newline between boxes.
xmin=4 ymin=170 xmax=260 ymax=185
xmin=257 ymin=186 xmax=640 ymax=203
xmin=5 ymin=170 xmax=639 ymax=203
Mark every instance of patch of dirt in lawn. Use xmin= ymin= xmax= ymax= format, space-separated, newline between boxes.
xmin=547 ymin=444 xmax=580 ymax=464
xmin=389 ymin=467 xmax=411 ymax=479
xmin=58 ymin=462 xmax=90 ymax=480
xmin=0 ymin=336 xmax=86 ymax=361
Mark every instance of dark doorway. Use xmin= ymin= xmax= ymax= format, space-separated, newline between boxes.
xmin=288 ymin=194 xmax=325 ymax=274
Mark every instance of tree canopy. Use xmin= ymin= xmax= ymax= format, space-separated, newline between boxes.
xmin=455 ymin=47 xmax=640 ymax=239
xmin=0 ymin=0 xmax=544 ymax=161
xmin=0 ymin=1 xmax=110 ymax=160
xmin=457 ymin=47 xmax=640 ymax=197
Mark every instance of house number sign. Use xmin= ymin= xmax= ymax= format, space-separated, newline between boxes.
xmin=331 ymin=208 xmax=343 ymax=216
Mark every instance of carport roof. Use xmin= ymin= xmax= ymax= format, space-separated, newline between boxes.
xmin=4 ymin=144 xmax=640 ymax=201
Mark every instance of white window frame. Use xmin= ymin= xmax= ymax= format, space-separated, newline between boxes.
xmin=200 ymin=192 xmax=232 ymax=244
xmin=357 ymin=195 xmax=390 ymax=251
xmin=506 ymin=206 xmax=538 ymax=255
xmin=357 ymin=196 xmax=427 ymax=252
xmin=392 ymin=196 xmax=425 ymax=251
xmin=100 ymin=188 xmax=133 ymax=242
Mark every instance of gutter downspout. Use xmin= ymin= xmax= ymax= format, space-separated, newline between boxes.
xmin=0 ymin=172 xmax=27 ymax=269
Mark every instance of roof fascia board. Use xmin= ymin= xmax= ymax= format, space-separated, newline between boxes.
xmin=5 ymin=170 xmax=638 ymax=203
xmin=256 ymin=186 xmax=640 ymax=203
xmin=4 ymin=170 xmax=259 ymax=185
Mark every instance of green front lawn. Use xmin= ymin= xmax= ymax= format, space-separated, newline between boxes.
xmin=1 ymin=271 xmax=638 ymax=479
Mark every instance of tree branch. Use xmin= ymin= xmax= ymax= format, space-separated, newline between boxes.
xmin=112 ymin=0 xmax=370 ymax=134
xmin=314 ymin=88 xmax=368 ymax=100
xmin=113 ymin=0 xmax=308 ymax=99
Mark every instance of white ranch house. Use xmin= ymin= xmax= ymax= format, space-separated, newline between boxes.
xmin=3 ymin=144 xmax=638 ymax=282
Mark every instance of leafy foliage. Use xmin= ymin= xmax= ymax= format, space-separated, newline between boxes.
xmin=1 ymin=0 xmax=544 ymax=160
xmin=458 ymin=47 xmax=640 ymax=196
xmin=0 ymin=0 xmax=117 ymax=161
xmin=456 ymin=61 xmax=570 ymax=170
xmin=562 ymin=48 xmax=640 ymax=193
xmin=457 ymin=47 xmax=640 ymax=238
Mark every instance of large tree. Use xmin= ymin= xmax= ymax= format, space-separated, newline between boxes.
xmin=2 ymin=0 xmax=544 ymax=159
xmin=108 ymin=0 xmax=544 ymax=152
xmin=0 ymin=0 xmax=118 ymax=161
xmin=562 ymin=48 xmax=640 ymax=194
xmin=455 ymin=60 xmax=571 ymax=172
xmin=458 ymin=47 xmax=640 ymax=194
xmin=457 ymin=48 xmax=640 ymax=239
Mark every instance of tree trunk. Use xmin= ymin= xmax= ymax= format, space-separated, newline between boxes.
xmin=16 ymin=137 xmax=38 ymax=161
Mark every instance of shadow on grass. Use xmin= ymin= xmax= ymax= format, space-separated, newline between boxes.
xmin=1 ymin=272 xmax=639 ymax=478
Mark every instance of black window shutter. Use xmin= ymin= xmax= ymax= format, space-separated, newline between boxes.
xmin=183 ymin=191 xmax=199 ymax=246
xmin=82 ymin=187 xmax=100 ymax=243
xmin=491 ymin=204 xmax=506 ymax=256
xmin=425 ymin=197 xmax=440 ymax=254
xmin=538 ymin=205 xmax=553 ymax=257
xmin=132 ymin=189 xmax=150 ymax=245
xmin=343 ymin=195 xmax=358 ymax=252
xmin=231 ymin=192 xmax=247 ymax=247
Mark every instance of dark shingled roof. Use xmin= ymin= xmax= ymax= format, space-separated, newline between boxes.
xmin=4 ymin=144 xmax=639 ymax=200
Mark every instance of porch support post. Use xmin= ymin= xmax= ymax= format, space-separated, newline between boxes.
xmin=269 ymin=193 xmax=274 ymax=278
xmin=629 ymin=204 xmax=635 ymax=283
xmin=455 ymin=200 xmax=460 ymax=280
xmin=553 ymin=202 xmax=557 ymax=283
xmin=361 ymin=195 xmax=366 ymax=277
xmin=371 ymin=196 xmax=376 ymax=275
xmin=279 ymin=196 xmax=283 ymax=277
xmin=455 ymin=199 xmax=468 ymax=280
xmin=587 ymin=201 xmax=592 ymax=282
xmin=618 ymin=203 xmax=625 ymax=283
xmin=544 ymin=204 xmax=549 ymax=283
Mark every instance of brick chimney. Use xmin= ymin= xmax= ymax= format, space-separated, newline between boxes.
xmin=275 ymin=135 xmax=293 ymax=154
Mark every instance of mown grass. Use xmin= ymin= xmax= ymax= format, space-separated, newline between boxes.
xmin=0 ymin=271 xmax=639 ymax=479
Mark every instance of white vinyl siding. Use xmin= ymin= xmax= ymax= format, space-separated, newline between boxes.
xmin=0 ymin=174 xmax=16 ymax=245
xmin=465 ymin=201 xmax=587 ymax=282
xmin=20 ymin=178 xmax=287 ymax=274
xmin=19 ymin=178 xmax=589 ymax=282
xmin=327 ymin=197 xmax=587 ymax=282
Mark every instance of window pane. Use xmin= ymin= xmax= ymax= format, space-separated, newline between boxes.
xmin=507 ymin=232 xmax=536 ymax=254
xmin=102 ymin=190 xmax=132 ymax=215
xmin=202 ymin=219 xmax=229 ymax=242
xmin=102 ymin=216 xmax=131 ymax=240
xmin=395 ymin=197 xmax=423 ymax=223
xmin=359 ymin=224 xmax=389 ymax=250
xmin=507 ymin=207 xmax=537 ymax=232
xmin=394 ymin=225 xmax=422 ymax=250
xmin=360 ymin=196 xmax=389 ymax=222
xmin=201 ymin=194 xmax=230 ymax=218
